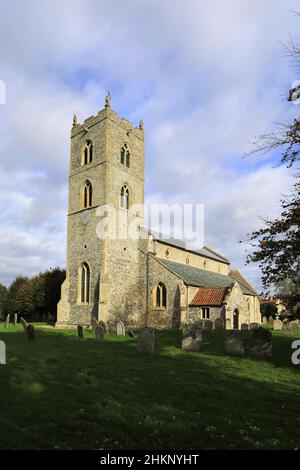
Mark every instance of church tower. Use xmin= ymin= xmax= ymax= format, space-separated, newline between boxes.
xmin=57 ymin=95 xmax=147 ymax=327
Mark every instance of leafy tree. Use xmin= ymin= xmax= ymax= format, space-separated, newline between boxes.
xmin=246 ymin=181 xmax=300 ymax=290
xmin=275 ymin=275 xmax=300 ymax=318
xmin=5 ymin=267 xmax=65 ymax=321
xmin=246 ymin=18 xmax=300 ymax=306
xmin=0 ymin=283 xmax=8 ymax=319
xmin=260 ymin=302 xmax=278 ymax=318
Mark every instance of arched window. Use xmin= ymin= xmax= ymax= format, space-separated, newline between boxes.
xmin=83 ymin=180 xmax=93 ymax=208
xmin=155 ymin=282 xmax=167 ymax=308
xmin=80 ymin=262 xmax=90 ymax=303
xmin=82 ymin=140 xmax=93 ymax=165
xmin=120 ymin=184 xmax=129 ymax=210
xmin=120 ymin=144 xmax=130 ymax=168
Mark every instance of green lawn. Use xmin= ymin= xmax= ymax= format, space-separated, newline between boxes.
xmin=0 ymin=324 xmax=299 ymax=450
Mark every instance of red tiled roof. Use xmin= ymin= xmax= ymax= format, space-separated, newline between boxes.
xmin=190 ymin=287 xmax=228 ymax=306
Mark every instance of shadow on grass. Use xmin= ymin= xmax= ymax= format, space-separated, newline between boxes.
xmin=0 ymin=326 xmax=299 ymax=450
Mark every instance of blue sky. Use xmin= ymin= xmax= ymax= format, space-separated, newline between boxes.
xmin=0 ymin=0 xmax=299 ymax=290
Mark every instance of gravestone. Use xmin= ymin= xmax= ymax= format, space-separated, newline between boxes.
xmin=224 ymin=331 xmax=245 ymax=356
xmin=95 ymin=325 xmax=104 ymax=343
xmin=137 ymin=328 xmax=155 ymax=355
xmin=268 ymin=316 xmax=274 ymax=325
xmin=13 ymin=313 xmax=17 ymax=327
xmin=273 ymin=319 xmax=282 ymax=331
xmin=117 ymin=321 xmax=125 ymax=336
xmin=215 ymin=318 xmax=224 ymax=330
xmin=283 ymin=322 xmax=292 ymax=335
xmin=77 ymin=325 xmax=84 ymax=339
xmin=182 ymin=324 xmax=203 ymax=351
xmin=91 ymin=317 xmax=99 ymax=331
xmin=225 ymin=318 xmax=231 ymax=330
xmin=251 ymin=327 xmax=272 ymax=358
xmin=128 ymin=330 xmax=135 ymax=338
xmin=26 ymin=324 xmax=35 ymax=342
xmin=291 ymin=321 xmax=300 ymax=336
xmin=249 ymin=322 xmax=259 ymax=330
xmin=20 ymin=317 xmax=28 ymax=330
xmin=4 ymin=314 xmax=10 ymax=328
xmin=241 ymin=323 xmax=249 ymax=330
xmin=262 ymin=316 xmax=268 ymax=324
xmin=99 ymin=321 xmax=107 ymax=334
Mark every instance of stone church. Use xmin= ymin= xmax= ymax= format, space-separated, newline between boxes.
xmin=57 ymin=95 xmax=261 ymax=330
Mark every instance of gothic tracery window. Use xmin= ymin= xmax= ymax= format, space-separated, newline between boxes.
xmin=120 ymin=144 xmax=130 ymax=168
xmin=120 ymin=184 xmax=129 ymax=210
xmin=83 ymin=180 xmax=93 ymax=208
xmin=83 ymin=140 xmax=93 ymax=165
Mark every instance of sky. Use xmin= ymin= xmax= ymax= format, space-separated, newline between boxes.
xmin=0 ymin=0 xmax=299 ymax=291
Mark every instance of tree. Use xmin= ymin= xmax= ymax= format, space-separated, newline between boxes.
xmin=260 ymin=302 xmax=278 ymax=319
xmin=248 ymin=34 xmax=300 ymax=167
xmin=275 ymin=275 xmax=300 ymax=318
xmin=0 ymin=283 xmax=8 ymax=319
xmin=5 ymin=267 xmax=66 ymax=321
xmin=246 ymin=18 xmax=300 ymax=307
xmin=246 ymin=181 xmax=300 ymax=289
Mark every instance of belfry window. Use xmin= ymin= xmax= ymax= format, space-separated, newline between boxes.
xmin=80 ymin=262 xmax=90 ymax=303
xmin=155 ymin=282 xmax=167 ymax=308
xmin=83 ymin=140 xmax=93 ymax=165
xmin=120 ymin=184 xmax=129 ymax=210
xmin=120 ymin=144 xmax=130 ymax=168
xmin=83 ymin=180 xmax=93 ymax=208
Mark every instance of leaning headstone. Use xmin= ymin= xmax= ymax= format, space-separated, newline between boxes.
xmin=98 ymin=321 xmax=107 ymax=334
xmin=249 ymin=322 xmax=259 ymax=330
xmin=117 ymin=321 xmax=125 ymax=336
xmin=268 ymin=316 xmax=274 ymax=325
xmin=95 ymin=325 xmax=104 ymax=343
xmin=91 ymin=317 xmax=99 ymax=331
xmin=4 ymin=314 xmax=10 ymax=328
xmin=137 ymin=327 xmax=155 ymax=355
xmin=77 ymin=325 xmax=84 ymax=339
xmin=26 ymin=324 xmax=35 ymax=342
xmin=262 ymin=316 xmax=268 ymax=324
xmin=273 ymin=319 xmax=283 ymax=331
xmin=215 ymin=318 xmax=224 ymax=330
xmin=182 ymin=324 xmax=203 ymax=351
xmin=128 ymin=330 xmax=135 ymax=338
xmin=20 ymin=317 xmax=28 ymax=330
xmin=224 ymin=331 xmax=245 ymax=356
xmin=13 ymin=313 xmax=17 ymax=327
xmin=251 ymin=327 xmax=272 ymax=358
xmin=241 ymin=323 xmax=249 ymax=330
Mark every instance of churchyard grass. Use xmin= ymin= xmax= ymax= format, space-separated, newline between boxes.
xmin=0 ymin=324 xmax=299 ymax=450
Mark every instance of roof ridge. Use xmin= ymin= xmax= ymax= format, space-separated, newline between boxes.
xmin=229 ymin=268 xmax=257 ymax=294
xmin=203 ymin=245 xmax=229 ymax=262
